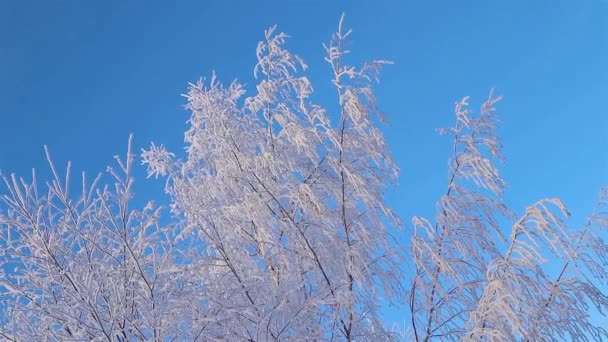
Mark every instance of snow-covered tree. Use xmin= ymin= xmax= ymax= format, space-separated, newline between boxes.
xmin=0 ymin=137 xmax=191 ymax=340
xmin=1 ymin=14 xmax=606 ymax=342
xmin=1 ymin=15 xmax=404 ymax=341
xmin=409 ymin=93 xmax=608 ymax=341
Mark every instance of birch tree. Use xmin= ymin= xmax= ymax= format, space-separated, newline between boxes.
xmin=1 ymin=15 xmax=404 ymax=341
xmin=1 ymin=14 xmax=606 ymax=342
xmin=410 ymin=93 xmax=608 ymax=341
xmin=0 ymin=137 xmax=195 ymax=340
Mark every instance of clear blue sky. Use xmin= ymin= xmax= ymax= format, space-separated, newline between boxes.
xmin=1 ymin=0 xmax=607 ymax=328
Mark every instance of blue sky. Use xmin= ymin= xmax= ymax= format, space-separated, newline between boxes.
xmin=1 ymin=0 xmax=607 ymax=330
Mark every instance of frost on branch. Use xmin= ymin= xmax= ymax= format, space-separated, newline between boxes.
xmin=465 ymin=198 xmax=571 ymax=340
xmin=0 ymin=137 xmax=191 ymax=340
xmin=522 ymin=190 xmax=608 ymax=341
xmin=466 ymin=190 xmax=608 ymax=341
xmin=140 ymin=15 xmax=404 ymax=341
xmin=410 ymin=91 xmax=511 ymax=341
xmin=2 ymin=14 xmax=606 ymax=342
xmin=410 ymin=91 xmax=608 ymax=341
xmin=141 ymin=142 xmax=174 ymax=178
